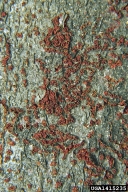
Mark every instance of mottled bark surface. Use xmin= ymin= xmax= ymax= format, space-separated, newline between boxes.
xmin=0 ymin=0 xmax=128 ymax=191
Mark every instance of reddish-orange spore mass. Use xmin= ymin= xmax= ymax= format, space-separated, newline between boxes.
xmin=2 ymin=1 xmax=128 ymax=186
